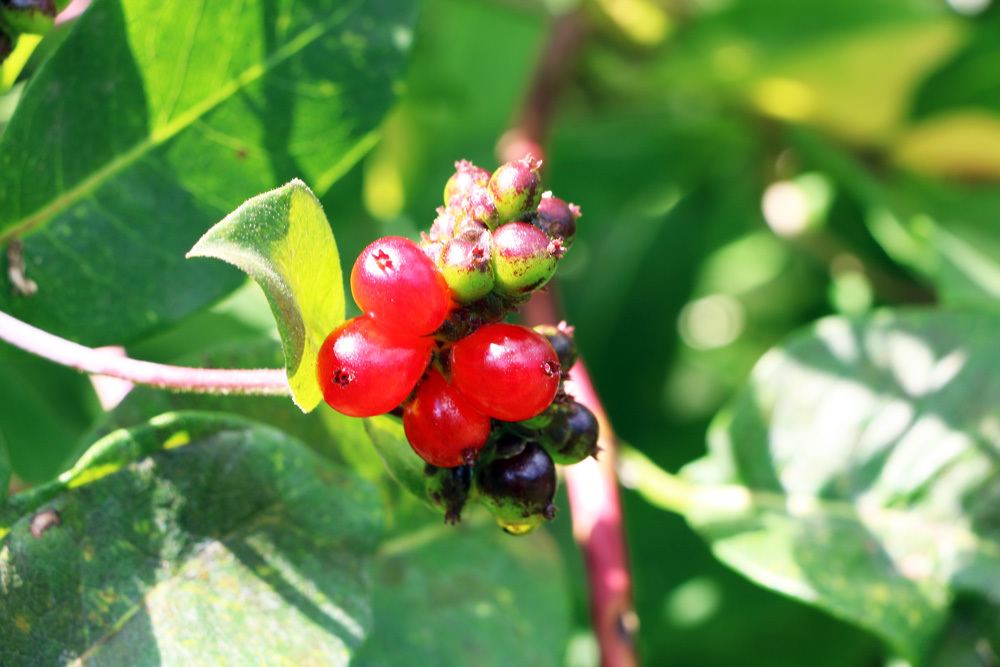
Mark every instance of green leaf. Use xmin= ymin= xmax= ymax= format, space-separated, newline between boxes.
xmin=0 ymin=411 xmax=383 ymax=665
xmin=0 ymin=0 xmax=417 ymax=345
xmin=0 ymin=346 xmax=101 ymax=483
xmin=188 ymin=180 xmax=344 ymax=412
xmin=677 ymin=310 xmax=1000 ymax=660
xmin=363 ymin=414 xmax=428 ymax=504
xmin=355 ymin=518 xmax=571 ymax=667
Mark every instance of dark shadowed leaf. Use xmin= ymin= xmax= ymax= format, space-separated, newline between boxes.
xmin=677 ymin=310 xmax=1000 ymax=660
xmin=188 ymin=180 xmax=344 ymax=412
xmin=354 ymin=516 xmax=571 ymax=667
xmin=363 ymin=413 xmax=427 ymax=504
xmin=0 ymin=0 xmax=417 ymax=345
xmin=0 ymin=411 xmax=383 ymax=665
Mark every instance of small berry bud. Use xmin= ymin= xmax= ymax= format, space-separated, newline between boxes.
xmin=491 ymin=222 xmax=558 ymax=296
xmin=458 ymin=184 xmax=500 ymax=229
xmin=438 ymin=234 xmax=494 ymax=303
xmin=542 ymin=401 xmax=599 ymax=465
xmin=534 ymin=192 xmax=580 ymax=247
xmin=428 ymin=206 xmax=459 ymax=242
xmin=475 ymin=441 xmax=557 ymax=535
xmin=444 ymin=160 xmax=491 ymax=207
xmin=424 ymin=463 xmax=473 ymax=524
xmin=532 ymin=323 xmax=578 ymax=370
xmin=489 ymin=155 xmax=543 ymax=224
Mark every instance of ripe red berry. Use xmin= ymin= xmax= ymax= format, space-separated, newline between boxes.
xmin=351 ymin=236 xmax=451 ymax=338
xmin=317 ymin=316 xmax=432 ymax=417
xmin=451 ymin=323 xmax=561 ymax=421
xmin=404 ymin=370 xmax=491 ymax=467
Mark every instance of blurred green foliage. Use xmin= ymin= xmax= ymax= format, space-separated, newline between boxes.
xmin=3 ymin=0 xmax=1000 ymax=664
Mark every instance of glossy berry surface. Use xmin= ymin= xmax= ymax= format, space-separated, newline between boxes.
xmin=451 ymin=323 xmax=560 ymax=421
xmin=544 ymin=401 xmax=599 ymax=465
xmin=317 ymin=316 xmax=432 ymax=417
xmin=439 ymin=235 xmax=494 ymax=303
xmin=351 ymin=236 xmax=451 ymax=338
xmin=489 ymin=155 xmax=542 ymax=223
xmin=476 ymin=441 xmax=557 ymax=534
xmin=404 ymin=369 xmax=491 ymax=467
xmin=491 ymin=222 xmax=558 ymax=296
xmin=534 ymin=193 xmax=580 ymax=246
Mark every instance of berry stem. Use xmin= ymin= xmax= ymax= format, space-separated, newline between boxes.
xmin=0 ymin=309 xmax=290 ymax=395
xmin=502 ymin=10 xmax=639 ymax=667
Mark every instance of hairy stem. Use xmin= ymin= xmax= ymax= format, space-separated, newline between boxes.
xmin=502 ymin=10 xmax=640 ymax=667
xmin=0 ymin=309 xmax=289 ymax=395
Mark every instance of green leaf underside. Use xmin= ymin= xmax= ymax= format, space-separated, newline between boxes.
xmin=682 ymin=309 xmax=1000 ymax=660
xmin=355 ymin=520 xmax=571 ymax=667
xmin=0 ymin=0 xmax=416 ymax=345
xmin=188 ymin=180 xmax=344 ymax=412
xmin=0 ymin=411 xmax=383 ymax=666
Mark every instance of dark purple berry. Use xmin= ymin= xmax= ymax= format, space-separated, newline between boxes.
xmin=476 ymin=441 xmax=557 ymax=535
xmin=542 ymin=401 xmax=599 ymax=465
xmin=533 ymin=323 xmax=578 ymax=370
xmin=424 ymin=463 xmax=473 ymax=524
xmin=534 ymin=192 xmax=580 ymax=247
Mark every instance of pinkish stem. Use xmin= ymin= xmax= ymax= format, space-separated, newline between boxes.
xmin=0 ymin=309 xmax=289 ymax=395
xmin=502 ymin=11 xmax=639 ymax=666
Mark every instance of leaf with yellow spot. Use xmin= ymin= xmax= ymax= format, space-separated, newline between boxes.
xmin=188 ymin=180 xmax=345 ymax=412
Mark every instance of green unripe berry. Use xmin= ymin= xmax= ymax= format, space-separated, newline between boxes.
xmin=475 ymin=440 xmax=557 ymax=535
xmin=489 ymin=155 xmax=543 ymax=224
xmin=1 ymin=0 xmax=58 ymax=35
xmin=424 ymin=463 xmax=473 ymax=524
xmin=491 ymin=222 xmax=559 ymax=296
xmin=439 ymin=234 xmax=494 ymax=303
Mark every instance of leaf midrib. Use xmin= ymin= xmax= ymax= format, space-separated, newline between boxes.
xmin=0 ymin=5 xmax=351 ymax=245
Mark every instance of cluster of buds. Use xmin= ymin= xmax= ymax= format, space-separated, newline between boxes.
xmin=421 ymin=156 xmax=580 ymax=314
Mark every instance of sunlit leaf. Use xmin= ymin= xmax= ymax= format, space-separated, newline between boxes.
xmin=0 ymin=0 xmax=416 ymax=344
xmin=0 ymin=411 xmax=383 ymax=665
xmin=678 ymin=310 xmax=1000 ymax=660
xmin=188 ymin=180 xmax=344 ymax=412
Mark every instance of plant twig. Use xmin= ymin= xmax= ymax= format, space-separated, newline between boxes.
xmin=0 ymin=309 xmax=289 ymax=395
xmin=501 ymin=10 xmax=640 ymax=667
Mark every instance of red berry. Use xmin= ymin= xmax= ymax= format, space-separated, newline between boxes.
xmin=317 ymin=316 xmax=432 ymax=417
xmin=451 ymin=323 xmax=561 ymax=421
xmin=404 ymin=370 xmax=491 ymax=467
xmin=351 ymin=236 xmax=451 ymax=338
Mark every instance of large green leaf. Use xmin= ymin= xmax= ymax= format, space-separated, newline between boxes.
xmin=0 ymin=411 xmax=383 ymax=665
xmin=675 ymin=310 xmax=1000 ymax=660
xmin=0 ymin=431 xmax=9 ymax=500
xmin=363 ymin=414 xmax=427 ymax=503
xmin=0 ymin=0 xmax=417 ymax=345
xmin=355 ymin=517 xmax=571 ymax=667
xmin=188 ymin=180 xmax=344 ymax=412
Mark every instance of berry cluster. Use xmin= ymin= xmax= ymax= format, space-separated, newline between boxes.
xmin=317 ymin=156 xmax=596 ymax=534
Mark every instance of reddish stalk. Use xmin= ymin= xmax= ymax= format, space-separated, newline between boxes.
xmin=0 ymin=309 xmax=289 ymax=395
xmin=501 ymin=11 xmax=639 ymax=667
